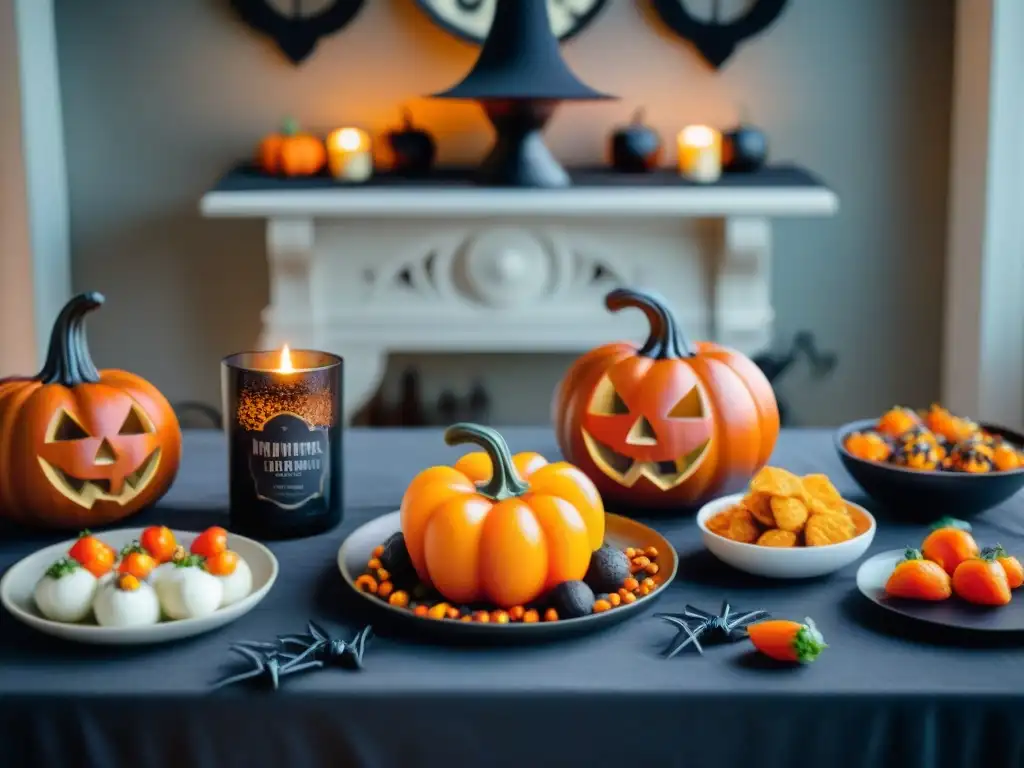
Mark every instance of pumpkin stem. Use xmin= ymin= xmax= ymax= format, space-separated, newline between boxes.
xmin=282 ymin=116 xmax=299 ymax=136
xmin=401 ymin=106 xmax=415 ymax=129
xmin=630 ymin=107 xmax=645 ymax=124
xmin=444 ymin=422 xmax=529 ymax=500
xmin=604 ymin=288 xmax=695 ymax=359
xmin=36 ymin=292 xmax=103 ymax=386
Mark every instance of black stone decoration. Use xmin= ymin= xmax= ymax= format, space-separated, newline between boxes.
xmin=230 ymin=0 xmax=366 ymax=65
xmin=414 ymin=0 xmax=610 ymax=45
xmin=212 ymin=622 xmax=373 ymax=691
xmin=651 ymin=0 xmax=789 ymax=70
xmin=431 ymin=0 xmax=616 ymax=187
xmin=656 ymin=601 xmax=769 ymax=657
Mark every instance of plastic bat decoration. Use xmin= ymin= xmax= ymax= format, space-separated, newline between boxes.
xmin=230 ymin=0 xmax=366 ymax=65
xmin=651 ymin=0 xmax=789 ymax=70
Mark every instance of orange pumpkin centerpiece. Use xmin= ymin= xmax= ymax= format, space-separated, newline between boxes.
xmin=400 ymin=423 xmax=605 ymax=609
xmin=0 ymin=292 xmax=182 ymax=529
xmin=553 ymin=288 xmax=779 ymax=509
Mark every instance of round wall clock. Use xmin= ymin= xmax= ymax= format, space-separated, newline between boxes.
xmin=414 ymin=0 xmax=609 ymax=44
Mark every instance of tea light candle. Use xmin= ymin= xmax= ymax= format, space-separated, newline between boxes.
xmin=327 ymin=127 xmax=373 ymax=182
xmin=677 ymin=125 xmax=722 ymax=183
xmin=221 ymin=345 xmax=344 ymax=540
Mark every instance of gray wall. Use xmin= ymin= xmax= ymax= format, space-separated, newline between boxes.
xmin=55 ymin=0 xmax=954 ymax=426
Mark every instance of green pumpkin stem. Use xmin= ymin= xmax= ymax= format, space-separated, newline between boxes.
xmin=931 ymin=516 xmax=971 ymax=532
xmin=444 ymin=422 xmax=529 ymax=501
xmin=36 ymin=292 xmax=104 ymax=386
xmin=903 ymin=547 xmax=924 ymax=561
xmin=982 ymin=544 xmax=1008 ymax=559
xmin=282 ymin=116 xmax=299 ymax=136
xmin=604 ymin=288 xmax=695 ymax=359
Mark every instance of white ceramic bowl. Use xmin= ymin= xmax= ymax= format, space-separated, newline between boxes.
xmin=0 ymin=528 xmax=277 ymax=645
xmin=696 ymin=493 xmax=877 ymax=579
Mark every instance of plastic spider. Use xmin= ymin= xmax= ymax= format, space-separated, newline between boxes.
xmin=276 ymin=621 xmax=373 ymax=671
xmin=656 ymin=600 xmax=770 ymax=658
xmin=210 ymin=644 xmax=322 ymax=691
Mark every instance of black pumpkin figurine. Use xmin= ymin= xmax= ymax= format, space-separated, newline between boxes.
xmin=610 ymin=108 xmax=663 ymax=173
xmin=386 ymin=108 xmax=437 ymax=177
xmin=722 ymin=122 xmax=768 ymax=173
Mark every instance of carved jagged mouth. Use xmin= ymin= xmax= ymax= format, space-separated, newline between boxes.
xmin=38 ymin=449 xmax=161 ymax=509
xmin=582 ymin=431 xmax=709 ymax=491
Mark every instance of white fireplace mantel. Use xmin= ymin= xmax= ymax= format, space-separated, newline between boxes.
xmin=201 ymin=168 xmax=837 ymax=422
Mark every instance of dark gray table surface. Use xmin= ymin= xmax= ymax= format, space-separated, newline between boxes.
xmin=3 ymin=428 xmax=1024 ymax=768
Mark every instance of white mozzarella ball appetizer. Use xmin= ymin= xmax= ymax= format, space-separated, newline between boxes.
xmin=205 ymin=550 xmax=253 ymax=608
xmin=155 ymin=555 xmax=224 ymax=620
xmin=149 ymin=545 xmax=188 ymax=587
xmin=34 ymin=557 xmax=98 ymax=623
xmin=92 ymin=573 xmax=161 ymax=628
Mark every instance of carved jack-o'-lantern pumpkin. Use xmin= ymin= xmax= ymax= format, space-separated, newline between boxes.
xmin=0 ymin=293 xmax=181 ymax=529
xmin=553 ymin=288 xmax=780 ymax=509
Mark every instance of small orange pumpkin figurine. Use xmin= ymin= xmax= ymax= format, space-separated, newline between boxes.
xmin=952 ymin=551 xmax=1012 ymax=606
xmin=921 ymin=518 xmax=979 ymax=576
xmin=983 ymin=545 xmax=1024 ymax=589
xmin=0 ymin=293 xmax=182 ymax=530
xmin=257 ymin=117 xmax=327 ymax=177
xmin=553 ymin=288 xmax=779 ymax=509
xmin=884 ymin=548 xmax=951 ymax=601
xmin=400 ymin=423 xmax=605 ymax=608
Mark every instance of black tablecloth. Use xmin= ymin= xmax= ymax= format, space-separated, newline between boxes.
xmin=3 ymin=428 xmax=1024 ymax=768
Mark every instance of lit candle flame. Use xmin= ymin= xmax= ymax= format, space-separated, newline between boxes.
xmin=278 ymin=344 xmax=294 ymax=373
xmin=680 ymin=125 xmax=716 ymax=148
xmin=336 ymin=128 xmax=362 ymax=151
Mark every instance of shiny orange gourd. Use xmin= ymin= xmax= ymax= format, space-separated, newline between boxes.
xmin=553 ymin=288 xmax=779 ymax=508
xmin=400 ymin=423 xmax=605 ymax=608
xmin=257 ymin=118 xmax=326 ymax=177
xmin=0 ymin=293 xmax=181 ymax=529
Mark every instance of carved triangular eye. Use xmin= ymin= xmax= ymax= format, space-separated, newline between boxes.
xmin=668 ymin=387 xmax=704 ymax=418
xmin=119 ymin=406 xmax=152 ymax=435
xmin=53 ymin=411 xmax=90 ymax=441
xmin=588 ymin=376 xmax=631 ymax=415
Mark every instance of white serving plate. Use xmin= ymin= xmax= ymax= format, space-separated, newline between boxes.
xmin=696 ymin=493 xmax=876 ymax=579
xmin=0 ymin=528 xmax=277 ymax=645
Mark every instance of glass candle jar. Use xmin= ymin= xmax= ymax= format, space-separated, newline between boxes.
xmin=221 ymin=347 xmax=343 ymax=540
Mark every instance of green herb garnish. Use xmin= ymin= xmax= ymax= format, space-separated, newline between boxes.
xmin=119 ymin=540 xmax=146 ymax=558
xmin=174 ymin=554 xmax=206 ymax=569
xmin=45 ymin=557 xmax=80 ymax=579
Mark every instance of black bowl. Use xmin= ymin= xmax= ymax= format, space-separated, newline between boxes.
xmin=834 ymin=418 xmax=1024 ymax=521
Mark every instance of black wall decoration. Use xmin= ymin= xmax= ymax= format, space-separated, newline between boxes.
xmin=651 ymin=0 xmax=788 ymax=70
xmin=230 ymin=0 xmax=366 ymax=65
xmin=414 ymin=0 xmax=609 ymax=45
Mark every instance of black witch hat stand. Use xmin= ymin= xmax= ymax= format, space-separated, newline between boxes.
xmin=431 ymin=0 xmax=615 ymax=187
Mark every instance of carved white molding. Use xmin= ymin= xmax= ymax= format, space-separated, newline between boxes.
xmin=202 ymin=185 xmax=838 ymax=422
xmin=201 ymin=185 xmax=837 ymax=219
xmin=943 ymin=0 xmax=1024 ymax=428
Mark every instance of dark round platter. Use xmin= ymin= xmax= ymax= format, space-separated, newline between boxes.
xmin=857 ymin=549 xmax=1024 ymax=632
xmin=337 ymin=510 xmax=677 ymax=641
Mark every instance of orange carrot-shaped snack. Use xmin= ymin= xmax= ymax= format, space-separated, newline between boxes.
xmin=747 ymin=618 xmax=827 ymax=664
xmin=921 ymin=518 xmax=979 ymax=576
xmin=983 ymin=545 xmax=1024 ymax=589
xmin=884 ymin=548 xmax=952 ymax=601
xmin=952 ymin=551 xmax=1012 ymax=606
